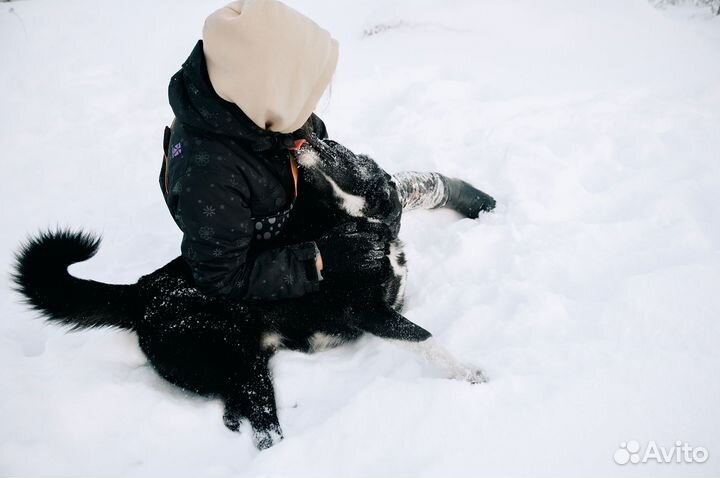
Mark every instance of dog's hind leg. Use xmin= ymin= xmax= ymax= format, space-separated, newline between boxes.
xmin=221 ymin=356 xmax=283 ymax=450
xmin=392 ymin=171 xmax=496 ymax=218
xmin=359 ymin=307 xmax=488 ymax=384
xmin=141 ymin=328 xmax=283 ymax=449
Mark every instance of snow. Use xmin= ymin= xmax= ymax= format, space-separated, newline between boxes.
xmin=2 ymin=0 xmax=720 ymax=476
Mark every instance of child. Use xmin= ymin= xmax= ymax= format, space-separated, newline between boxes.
xmin=159 ymin=0 xmax=494 ymax=301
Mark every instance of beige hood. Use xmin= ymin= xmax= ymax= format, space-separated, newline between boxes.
xmin=202 ymin=0 xmax=339 ymax=134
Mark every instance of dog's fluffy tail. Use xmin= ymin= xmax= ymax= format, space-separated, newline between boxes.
xmin=12 ymin=229 xmax=141 ymax=331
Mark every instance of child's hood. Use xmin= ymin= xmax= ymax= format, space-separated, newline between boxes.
xmin=202 ymin=0 xmax=339 ymax=134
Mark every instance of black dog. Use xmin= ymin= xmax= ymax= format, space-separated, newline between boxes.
xmin=13 ymin=135 xmax=495 ymax=449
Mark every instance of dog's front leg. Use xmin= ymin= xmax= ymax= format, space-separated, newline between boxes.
xmin=223 ymin=356 xmax=283 ymax=450
xmin=396 ymin=337 xmax=488 ymax=384
xmin=359 ymin=307 xmax=488 ymax=384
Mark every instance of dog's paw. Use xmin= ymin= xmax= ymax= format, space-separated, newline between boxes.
xmin=467 ymin=368 xmax=489 ymax=384
xmin=253 ymin=425 xmax=284 ymax=450
xmin=450 ymin=366 xmax=488 ymax=384
xmin=223 ymin=411 xmax=243 ymax=432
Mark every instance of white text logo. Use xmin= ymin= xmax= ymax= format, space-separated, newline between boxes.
xmin=614 ymin=440 xmax=709 ymax=465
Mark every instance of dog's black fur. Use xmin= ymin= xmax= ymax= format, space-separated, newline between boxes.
xmin=13 ymin=138 xmax=486 ymax=449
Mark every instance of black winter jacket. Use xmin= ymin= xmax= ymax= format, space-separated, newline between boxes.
xmin=159 ymin=40 xmax=327 ymax=300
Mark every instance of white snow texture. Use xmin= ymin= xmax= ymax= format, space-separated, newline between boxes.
xmin=1 ymin=0 xmax=720 ymax=476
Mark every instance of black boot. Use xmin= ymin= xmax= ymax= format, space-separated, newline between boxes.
xmin=442 ymin=177 xmax=496 ymax=218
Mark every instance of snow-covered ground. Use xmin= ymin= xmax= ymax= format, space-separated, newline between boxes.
xmin=2 ymin=0 xmax=720 ymax=476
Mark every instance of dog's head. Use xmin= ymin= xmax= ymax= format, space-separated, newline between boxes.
xmin=295 ymin=136 xmax=401 ymax=235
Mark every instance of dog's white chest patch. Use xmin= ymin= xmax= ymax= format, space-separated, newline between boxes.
xmin=309 ymin=332 xmax=345 ymax=352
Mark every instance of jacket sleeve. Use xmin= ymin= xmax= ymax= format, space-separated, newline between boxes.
xmin=169 ymin=146 xmax=321 ymax=301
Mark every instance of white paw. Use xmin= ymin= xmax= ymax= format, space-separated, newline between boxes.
xmin=451 ymin=366 xmax=488 ymax=384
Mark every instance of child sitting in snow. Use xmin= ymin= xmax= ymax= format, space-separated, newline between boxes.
xmin=159 ymin=0 xmax=495 ymax=300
